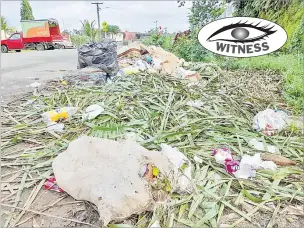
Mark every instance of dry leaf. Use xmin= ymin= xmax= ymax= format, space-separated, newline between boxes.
xmin=261 ymin=153 xmax=296 ymax=166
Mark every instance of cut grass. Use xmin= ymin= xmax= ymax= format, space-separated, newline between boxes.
xmin=216 ymin=53 xmax=304 ymax=113
xmin=1 ymin=70 xmax=303 ymax=227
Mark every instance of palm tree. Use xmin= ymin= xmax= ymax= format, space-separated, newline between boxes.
xmin=80 ymin=20 xmax=98 ymax=41
xmin=1 ymin=16 xmax=8 ymax=30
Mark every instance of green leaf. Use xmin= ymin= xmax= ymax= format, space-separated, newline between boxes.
xmin=194 ymin=204 xmax=218 ymax=226
xmin=188 ymin=195 xmax=204 ymax=219
xmin=242 ymin=189 xmax=264 ymax=203
xmin=272 ymin=167 xmax=302 ymax=180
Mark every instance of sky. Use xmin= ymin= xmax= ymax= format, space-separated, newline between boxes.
xmin=1 ymin=1 xmax=192 ymax=33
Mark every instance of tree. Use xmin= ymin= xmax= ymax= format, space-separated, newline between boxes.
xmin=108 ymin=25 xmax=120 ymax=34
xmin=189 ymin=0 xmax=225 ymax=31
xmin=1 ymin=16 xmax=14 ymax=33
xmin=80 ymin=20 xmax=98 ymax=41
xmin=20 ymin=0 xmax=35 ymax=20
xmin=1 ymin=16 xmax=8 ymax=30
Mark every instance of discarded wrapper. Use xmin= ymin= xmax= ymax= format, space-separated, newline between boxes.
xmin=213 ymin=148 xmax=233 ymax=165
xmin=160 ymin=144 xmax=192 ymax=193
xmin=186 ymin=100 xmax=204 ymax=108
xmin=44 ymin=177 xmax=64 ymax=193
xmin=252 ymin=109 xmax=288 ymax=136
xmin=46 ymin=122 xmax=64 ymax=132
xmin=135 ymin=60 xmax=151 ymax=70
xmin=248 ymin=138 xmax=278 ymax=153
xmin=213 ymin=148 xmax=277 ymax=179
xmin=82 ymin=104 xmax=104 ymax=120
xmin=42 ymin=107 xmax=78 ymax=124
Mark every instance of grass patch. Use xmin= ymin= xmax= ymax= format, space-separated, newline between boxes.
xmin=216 ymin=53 xmax=304 ymax=113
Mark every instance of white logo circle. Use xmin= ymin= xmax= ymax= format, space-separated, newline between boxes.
xmin=198 ymin=17 xmax=287 ymax=57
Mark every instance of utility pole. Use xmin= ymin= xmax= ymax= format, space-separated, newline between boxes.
xmin=154 ymin=20 xmax=158 ymax=32
xmin=92 ymin=2 xmax=103 ymax=40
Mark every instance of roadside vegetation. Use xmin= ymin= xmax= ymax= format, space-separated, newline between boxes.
xmin=142 ymin=0 xmax=304 ymax=113
xmin=70 ymin=20 xmax=121 ymax=47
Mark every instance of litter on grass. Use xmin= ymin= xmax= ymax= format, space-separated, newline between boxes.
xmin=52 ymin=136 xmax=192 ymax=226
xmin=213 ymin=148 xmax=233 ymax=165
xmin=186 ymin=100 xmax=204 ymax=108
xmin=248 ymin=138 xmax=278 ymax=153
xmin=44 ymin=177 xmax=64 ymax=193
xmin=252 ymin=109 xmax=288 ymax=135
xmin=213 ymin=148 xmax=277 ymax=179
xmin=42 ymin=107 xmax=78 ymax=124
xmin=82 ymin=104 xmax=104 ymax=120
xmin=159 ymin=144 xmax=192 ymax=193
xmin=46 ymin=122 xmax=64 ymax=132
xmin=1 ymin=42 xmax=303 ymax=227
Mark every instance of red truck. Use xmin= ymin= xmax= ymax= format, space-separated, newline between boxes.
xmin=1 ymin=18 xmax=66 ymax=53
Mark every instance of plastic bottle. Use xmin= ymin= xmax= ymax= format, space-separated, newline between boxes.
xmin=42 ymin=107 xmax=78 ymax=124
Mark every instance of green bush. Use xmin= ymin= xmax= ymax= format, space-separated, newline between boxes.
xmin=71 ymin=34 xmax=91 ymax=48
xmin=142 ymin=34 xmax=174 ymax=51
xmin=172 ymin=34 xmax=215 ymax=62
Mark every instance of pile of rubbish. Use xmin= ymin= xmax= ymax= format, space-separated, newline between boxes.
xmin=1 ymin=41 xmax=303 ymax=227
xmin=64 ymin=41 xmax=221 ymax=87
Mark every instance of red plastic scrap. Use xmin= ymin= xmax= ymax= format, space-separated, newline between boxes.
xmin=44 ymin=176 xmax=64 ymax=193
xmin=212 ymin=147 xmax=240 ymax=176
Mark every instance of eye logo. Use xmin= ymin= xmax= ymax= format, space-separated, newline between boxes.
xmin=198 ymin=17 xmax=287 ymax=57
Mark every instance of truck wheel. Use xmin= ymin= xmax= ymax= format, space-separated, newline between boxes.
xmin=16 ymin=50 xmax=21 ymax=52
xmin=1 ymin=45 xmax=8 ymax=53
xmin=36 ymin=44 xmax=45 ymax=51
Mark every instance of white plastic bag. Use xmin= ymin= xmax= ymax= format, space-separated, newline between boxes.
xmin=46 ymin=122 xmax=64 ymax=133
xmin=160 ymin=144 xmax=192 ymax=193
xmin=186 ymin=100 xmax=204 ymax=108
xmin=252 ymin=109 xmax=288 ymax=135
xmin=248 ymin=138 xmax=278 ymax=153
xmin=135 ymin=60 xmax=151 ymax=70
xmin=234 ymin=153 xmax=277 ymax=179
xmin=82 ymin=104 xmax=104 ymax=120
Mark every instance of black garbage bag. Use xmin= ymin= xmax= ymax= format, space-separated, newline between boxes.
xmin=77 ymin=41 xmax=119 ymax=77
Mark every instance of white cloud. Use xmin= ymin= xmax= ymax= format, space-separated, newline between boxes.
xmin=1 ymin=1 xmax=192 ymax=33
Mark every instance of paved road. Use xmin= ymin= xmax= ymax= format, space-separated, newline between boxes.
xmin=1 ymin=49 xmax=78 ymax=103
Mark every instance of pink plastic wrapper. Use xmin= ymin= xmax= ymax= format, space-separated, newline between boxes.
xmin=224 ymin=159 xmax=240 ymax=175
xmin=263 ymin=124 xmax=275 ymax=136
xmin=213 ymin=147 xmax=254 ymax=178
xmin=212 ymin=147 xmax=234 ymax=165
xmin=44 ymin=177 xmax=64 ymax=193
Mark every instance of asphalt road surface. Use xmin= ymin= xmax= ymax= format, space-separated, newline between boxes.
xmin=1 ymin=49 xmax=78 ymax=103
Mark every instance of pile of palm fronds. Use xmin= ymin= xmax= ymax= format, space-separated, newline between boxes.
xmin=1 ymin=71 xmax=303 ymax=227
